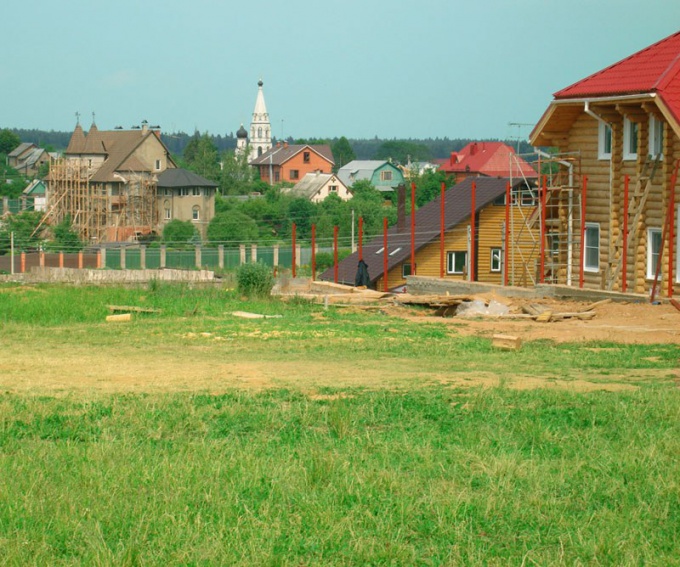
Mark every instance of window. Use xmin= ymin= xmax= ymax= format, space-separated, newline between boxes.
xmin=180 ymin=188 xmax=190 ymax=196
xmin=380 ymin=170 xmax=393 ymax=182
xmin=329 ymin=185 xmax=337 ymax=192
xmin=584 ymin=223 xmax=600 ymax=272
xmin=257 ymin=127 xmax=262 ymax=138
xmin=290 ymin=169 xmax=299 ymax=180
xmin=164 ymin=208 xmax=171 ymax=220
xmin=490 ymin=248 xmax=502 ymax=272
xmin=649 ymin=116 xmax=664 ymax=158
xmin=192 ymin=206 xmax=200 ymax=221
xmin=164 ymin=188 xmax=173 ymax=196
xmin=402 ymin=263 xmax=411 ymax=278
xmin=623 ymin=118 xmax=638 ymax=160
xmin=303 ymin=152 xmax=310 ymax=164
xmin=274 ymin=171 xmax=280 ymax=182
xmin=155 ymin=159 xmax=162 ymax=170
xmin=647 ymin=228 xmax=662 ymax=279
xmin=598 ymin=122 xmax=612 ymax=160
xmin=446 ymin=251 xmax=467 ymax=275
xmin=192 ymin=187 xmax=201 ymax=196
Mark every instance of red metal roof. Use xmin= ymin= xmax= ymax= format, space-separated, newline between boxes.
xmin=438 ymin=142 xmax=537 ymax=179
xmin=554 ymin=31 xmax=680 ymax=123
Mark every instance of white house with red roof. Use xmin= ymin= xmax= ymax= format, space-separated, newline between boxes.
xmin=530 ymin=30 xmax=680 ymax=296
xmin=437 ymin=141 xmax=537 ymax=183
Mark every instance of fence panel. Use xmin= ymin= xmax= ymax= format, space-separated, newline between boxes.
xmin=145 ymin=248 xmax=161 ymax=269
xmin=165 ymin=249 xmax=195 ymax=270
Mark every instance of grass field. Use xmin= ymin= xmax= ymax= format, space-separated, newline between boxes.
xmin=0 ymin=282 xmax=678 ymax=565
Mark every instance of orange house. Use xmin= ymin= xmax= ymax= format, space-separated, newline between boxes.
xmin=250 ymin=143 xmax=334 ymax=184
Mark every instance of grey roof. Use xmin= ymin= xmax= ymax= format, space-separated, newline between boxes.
xmin=319 ymin=177 xmax=533 ymax=286
xmin=337 ymin=160 xmax=400 ymax=189
xmin=8 ymin=142 xmax=35 ymax=158
xmin=250 ymin=144 xmax=334 ymax=166
xmin=286 ymin=173 xmax=346 ymax=200
xmin=157 ymin=168 xmax=218 ymax=188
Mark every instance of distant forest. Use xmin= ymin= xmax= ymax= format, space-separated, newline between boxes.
xmin=9 ymin=128 xmax=534 ymax=160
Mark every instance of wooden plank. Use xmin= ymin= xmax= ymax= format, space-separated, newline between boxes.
xmin=108 ymin=305 xmax=161 ymax=314
xmin=535 ymin=311 xmax=553 ymax=323
xmin=492 ymin=334 xmax=522 ymax=350
xmin=106 ymin=313 xmax=132 ymax=322
xmin=583 ymin=299 xmax=612 ymax=312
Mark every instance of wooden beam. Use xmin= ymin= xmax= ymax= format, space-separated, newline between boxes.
xmin=615 ymin=105 xmax=647 ymax=123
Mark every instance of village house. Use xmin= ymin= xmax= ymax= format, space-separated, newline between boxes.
xmin=530 ymin=30 xmax=680 ymax=296
xmin=337 ymin=160 xmax=405 ymax=192
xmin=48 ymin=120 xmax=215 ymax=243
xmin=437 ymin=141 xmax=537 ymax=183
xmin=250 ymin=143 xmax=334 ymax=185
xmin=7 ymin=143 xmax=53 ymax=177
xmin=320 ymin=177 xmax=540 ymax=291
xmin=156 ymin=168 xmax=218 ymax=239
xmin=283 ymin=172 xmax=352 ymax=203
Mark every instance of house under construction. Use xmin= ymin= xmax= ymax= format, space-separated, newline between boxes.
xmin=47 ymin=120 xmax=175 ymax=243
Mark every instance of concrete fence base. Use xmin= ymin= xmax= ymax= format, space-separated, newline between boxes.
xmin=5 ymin=267 xmax=215 ymax=284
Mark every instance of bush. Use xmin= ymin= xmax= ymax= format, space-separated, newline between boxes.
xmin=236 ymin=262 xmax=275 ymax=298
xmin=315 ymin=249 xmax=352 ymax=272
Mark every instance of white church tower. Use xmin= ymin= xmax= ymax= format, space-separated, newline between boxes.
xmin=248 ymin=79 xmax=272 ymax=162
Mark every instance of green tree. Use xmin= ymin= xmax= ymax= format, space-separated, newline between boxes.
xmin=374 ymin=140 xmax=431 ymax=165
xmin=207 ymin=211 xmax=259 ymax=245
xmin=162 ymin=219 xmax=197 ymax=247
xmin=413 ymin=169 xmax=453 ymax=207
xmin=287 ymin=198 xmax=316 ymax=239
xmin=220 ymin=149 xmax=254 ymax=195
xmin=331 ymin=136 xmax=356 ymax=170
xmin=47 ymin=216 xmax=83 ymax=252
xmin=183 ymin=133 xmax=220 ymax=181
xmin=0 ymin=211 xmax=44 ymax=254
xmin=0 ymin=129 xmax=21 ymax=155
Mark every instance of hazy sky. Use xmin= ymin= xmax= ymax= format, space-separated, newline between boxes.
xmin=3 ymin=0 xmax=679 ymax=141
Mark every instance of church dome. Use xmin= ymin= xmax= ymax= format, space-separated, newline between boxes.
xmin=236 ymin=124 xmax=248 ymax=139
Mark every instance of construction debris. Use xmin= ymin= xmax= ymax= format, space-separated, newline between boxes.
xmin=108 ymin=305 xmax=161 ymax=314
xmin=106 ymin=313 xmax=132 ymax=322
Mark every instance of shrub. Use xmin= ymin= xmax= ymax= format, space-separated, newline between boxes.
xmin=236 ymin=262 xmax=275 ymax=298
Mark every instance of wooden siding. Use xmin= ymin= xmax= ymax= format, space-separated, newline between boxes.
xmin=375 ymin=202 xmax=540 ymax=290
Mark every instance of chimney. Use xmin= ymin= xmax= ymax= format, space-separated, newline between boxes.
xmin=470 ymin=143 xmax=477 ymax=156
xmin=397 ymin=184 xmax=406 ymax=233
xmin=283 ymin=141 xmax=288 ymax=149
xmin=141 ymin=120 xmax=148 ymax=134
xmin=450 ymin=151 xmax=457 ymax=166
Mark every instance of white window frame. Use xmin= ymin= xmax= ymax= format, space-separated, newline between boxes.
xmin=446 ymin=251 xmax=467 ymax=275
xmin=584 ymin=223 xmax=600 ymax=273
xmin=490 ymin=248 xmax=502 ymax=272
xmin=598 ymin=122 xmax=612 ymax=160
xmin=155 ymin=158 xmax=162 ymax=171
xmin=180 ymin=188 xmax=190 ymax=196
xmin=646 ymin=228 xmax=662 ymax=280
xmin=164 ymin=208 xmax=171 ymax=220
xmin=649 ymin=116 xmax=664 ymax=159
xmin=192 ymin=206 xmax=200 ymax=221
xmin=623 ymin=118 xmax=638 ymax=161
xmin=192 ymin=187 xmax=201 ymax=196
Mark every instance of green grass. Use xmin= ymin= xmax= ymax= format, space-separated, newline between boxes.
xmin=0 ymin=282 xmax=679 ymax=564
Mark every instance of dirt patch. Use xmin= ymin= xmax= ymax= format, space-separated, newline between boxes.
xmin=388 ymin=298 xmax=680 ymax=345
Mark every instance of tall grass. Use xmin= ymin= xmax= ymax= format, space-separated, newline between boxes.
xmin=0 ymin=387 xmax=679 ymax=564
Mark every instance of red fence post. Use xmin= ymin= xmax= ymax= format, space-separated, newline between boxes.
xmin=59 ymin=251 xmax=64 ymax=269
xmin=622 ymin=175 xmax=629 ymax=293
xmin=440 ymin=181 xmax=445 ymax=279
xmin=78 ymin=250 xmax=83 ymax=270
xmin=20 ymin=252 xmax=25 ymax=274
xmin=470 ymin=182 xmax=476 ymax=281
xmin=292 ymin=223 xmax=296 ymax=278
xmin=411 ymin=182 xmax=416 ymax=276
xmin=333 ymin=226 xmax=339 ymax=283
xmin=579 ymin=176 xmax=588 ymax=289
xmin=539 ymin=175 xmax=547 ymax=284
xmin=504 ymin=181 xmax=511 ymax=286
xmin=383 ymin=217 xmax=389 ymax=292
xmin=358 ymin=216 xmax=363 ymax=261
xmin=668 ymin=163 xmax=678 ymax=298
xmin=311 ymin=224 xmax=316 ymax=281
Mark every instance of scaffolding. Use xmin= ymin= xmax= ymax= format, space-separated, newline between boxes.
xmin=47 ymin=158 xmax=158 ymax=243
xmin=505 ymin=150 xmax=583 ymax=287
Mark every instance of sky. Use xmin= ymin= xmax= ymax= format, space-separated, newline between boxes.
xmin=2 ymin=0 xmax=679 ymax=141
